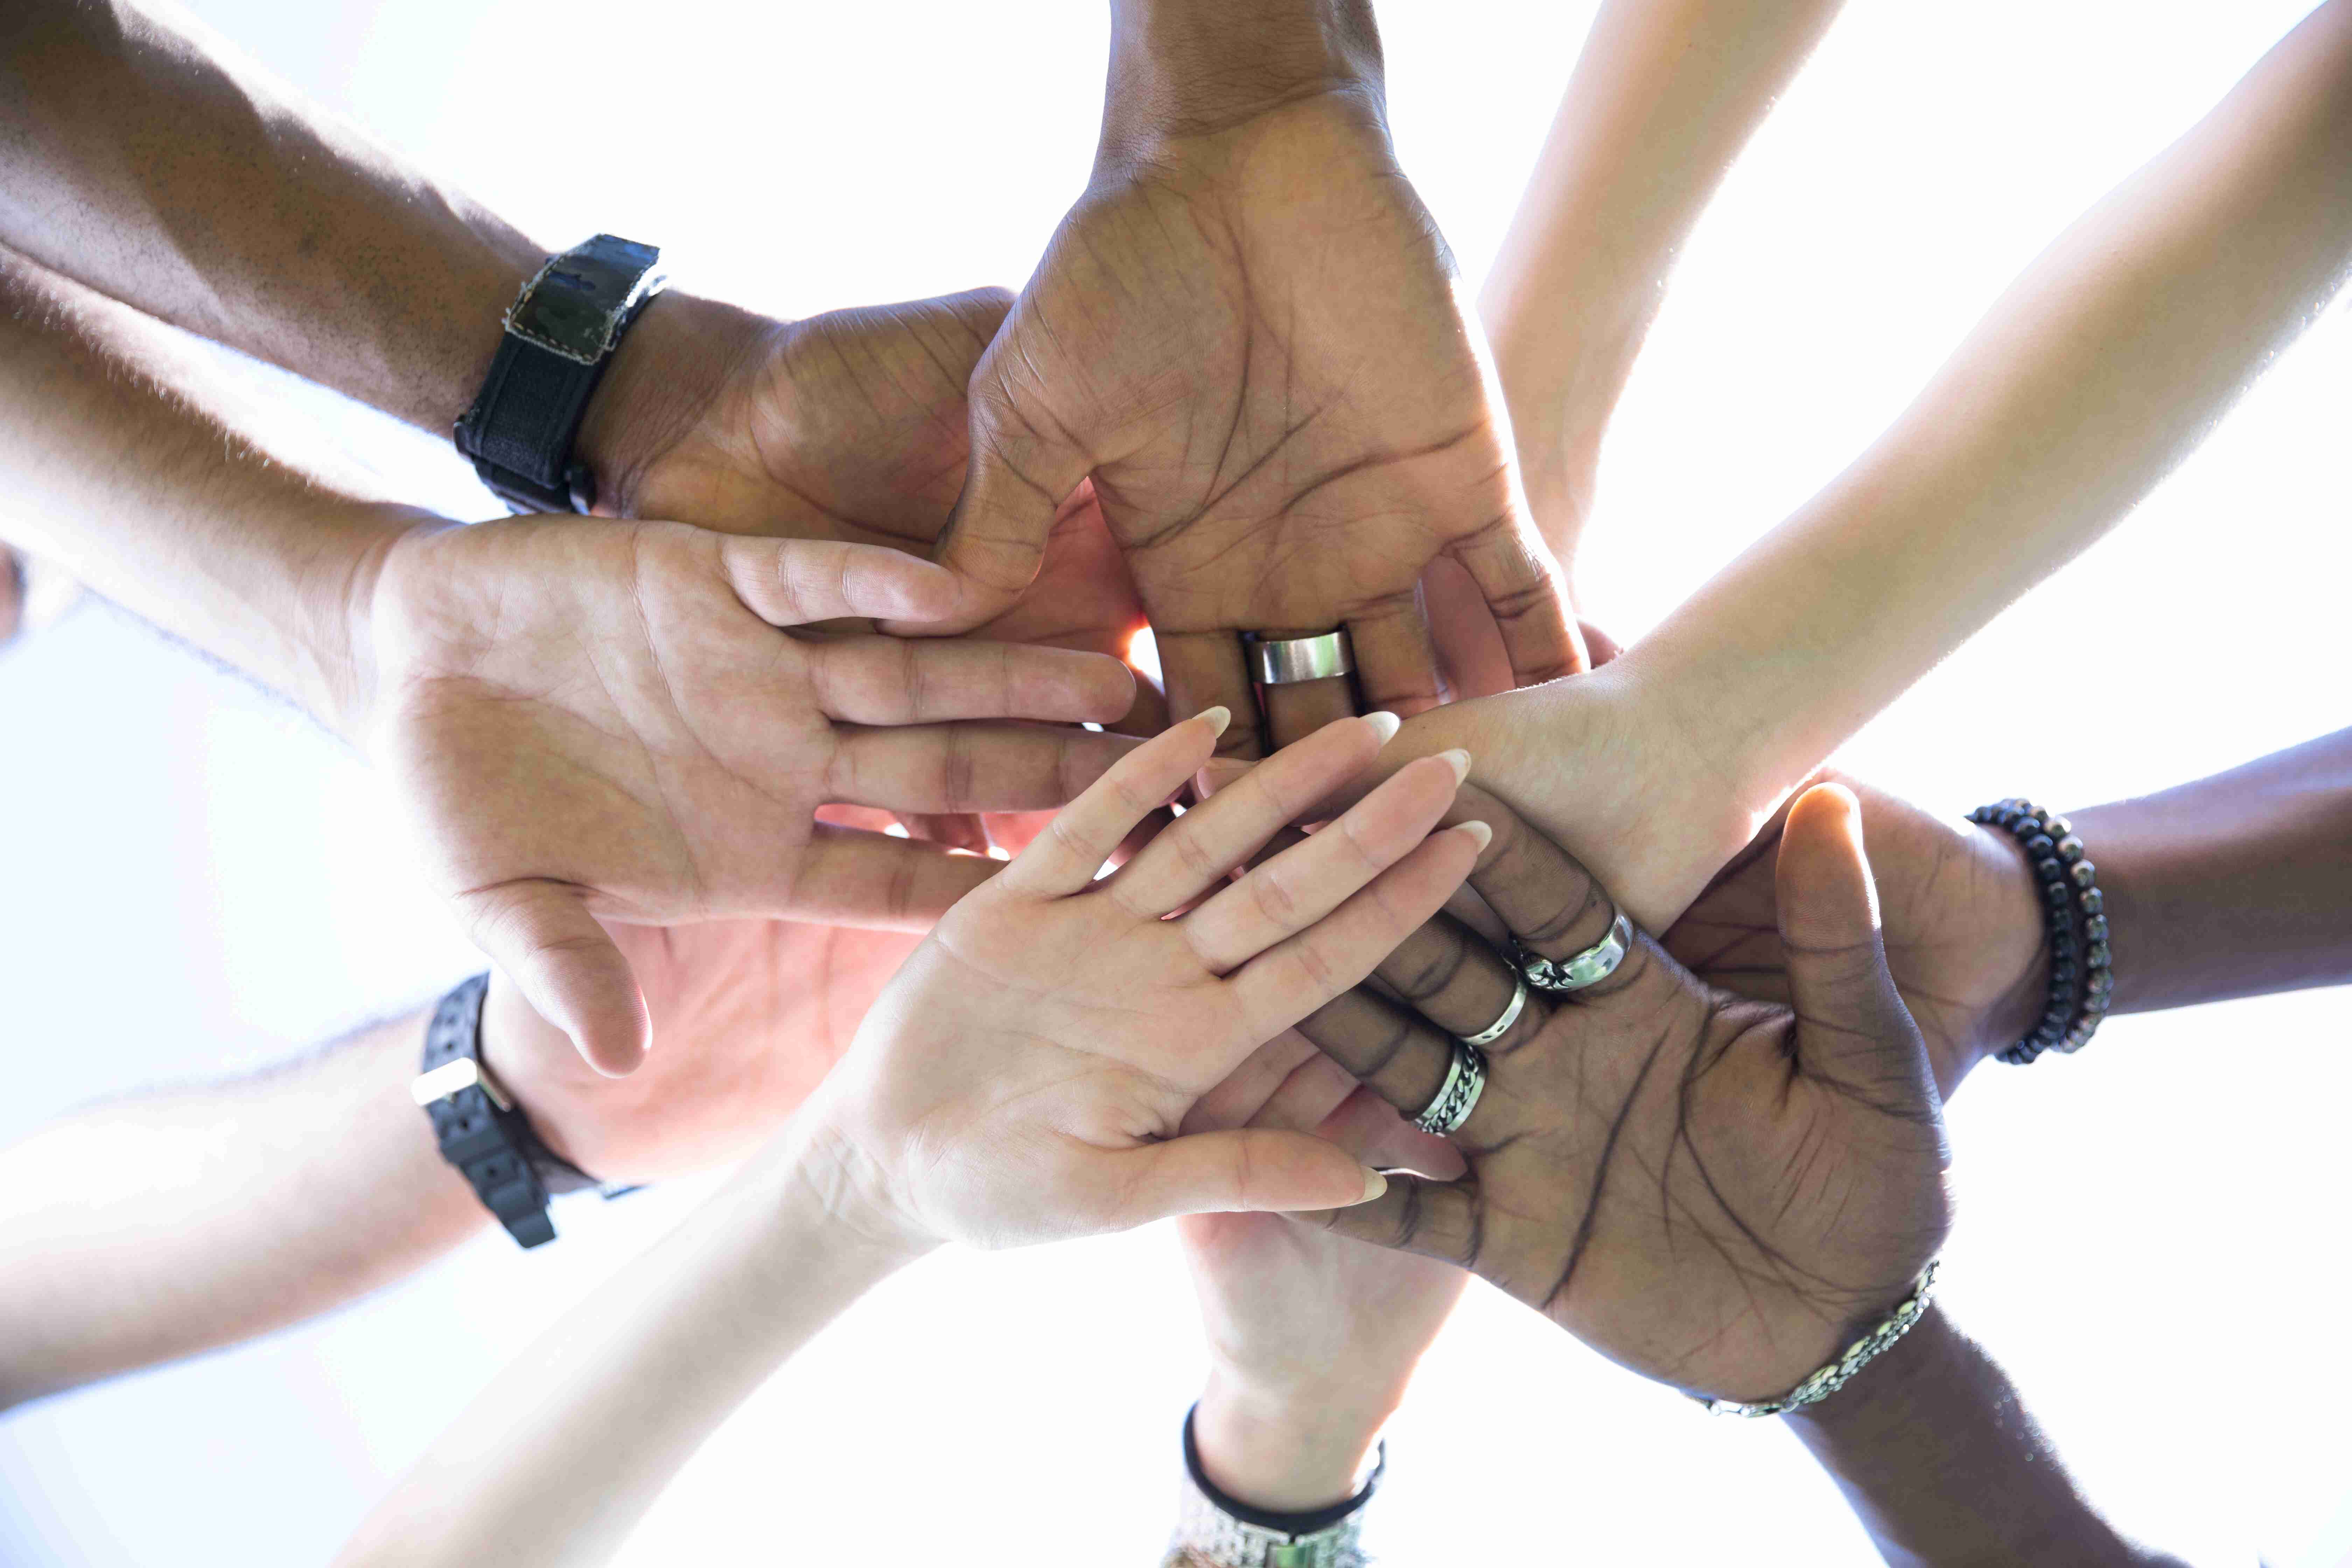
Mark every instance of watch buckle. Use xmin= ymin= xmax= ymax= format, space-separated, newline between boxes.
xmin=411 ymin=1056 xmax=515 ymax=1113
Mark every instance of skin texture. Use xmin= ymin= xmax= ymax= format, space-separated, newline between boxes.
xmin=808 ymin=710 xmax=1489 ymax=1251
xmin=1297 ymin=784 xmax=1951 ymax=1404
xmin=903 ymin=50 xmax=1580 ymax=754
xmin=363 ymin=517 xmax=1136 ymax=1076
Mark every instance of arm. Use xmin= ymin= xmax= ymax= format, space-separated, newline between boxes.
xmin=0 ymin=1012 xmax=484 ymax=1412
xmin=1785 ymin=1306 xmax=2191 ymax=1568
xmin=1481 ymin=0 xmax=1847 ymax=571
xmin=1394 ymin=0 xmax=2352 ymax=931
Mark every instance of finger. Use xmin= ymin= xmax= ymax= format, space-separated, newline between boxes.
xmin=1186 ymin=752 xmax=1471 ymax=974
xmin=1229 ymin=821 xmax=1489 ymax=1042
xmin=1157 ymin=630 xmax=1265 ymax=759
xmin=1775 ymin=782 xmax=1931 ymax=1091
xmin=1447 ymin=523 xmax=1586 ymax=688
xmin=896 ymin=812 xmax=994 ymax=855
xmin=1114 ymin=713 xmax=1394 ymax=918
xmin=1318 ymin=1084 xmax=1469 ymax=1181
xmin=1294 ymin=985 xmax=1458 ymax=1129
xmin=718 ymin=536 xmax=964 ymax=628
xmin=1298 ymin=1172 xmax=1485 ymax=1268
xmin=1345 ymin=592 xmax=1446 ymax=720
xmin=1119 ymin=666 xmax=1172 ymax=737
xmin=1578 ymin=618 xmax=1623 ymax=667
xmin=457 ymin=881 xmax=648 ymax=1077
xmin=1098 ymin=1129 xmax=1386 ymax=1229
xmin=779 ymin=825 xmax=1002 ymax=927
xmin=1372 ymin=908 xmax=1548 ymax=1055
xmin=1456 ymin=784 xmax=1624 ymax=971
xmin=1182 ymin=1031 xmax=1321 ymax=1135
xmin=1421 ymin=555 xmax=1512 ymax=702
xmin=825 ymin=720 xmax=1136 ymax=814
xmin=805 ymin=635 xmax=1135 ymax=725
xmin=996 ymin=709 xmax=1228 ymax=899
xmin=891 ymin=377 xmax=1093 ymax=635
xmin=1249 ymin=1047 xmax=1365 ymax=1135
xmin=1259 ymin=671 xmax=1359 ymax=751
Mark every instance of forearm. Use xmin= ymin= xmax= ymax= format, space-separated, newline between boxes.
xmin=336 ymin=1120 xmax=922 ymax=1568
xmin=1786 ymin=1307 xmax=2188 ymax=1567
xmin=0 ymin=246 xmax=427 ymax=735
xmin=0 ymin=1011 xmax=483 ymax=1412
xmin=2065 ymin=727 xmax=2352 ymax=1014
xmin=1482 ymin=0 xmax=1846 ymax=564
xmin=1635 ymin=0 xmax=2352 ymax=866
xmin=0 ymin=0 xmax=537 ymax=433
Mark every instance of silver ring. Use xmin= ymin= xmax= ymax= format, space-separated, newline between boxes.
xmin=1513 ymin=910 xmax=1634 ymax=993
xmin=1455 ymin=973 xmax=1527 ymax=1048
xmin=1245 ymin=630 xmax=1353 ymax=685
xmin=1411 ymin=1039 xmax=1487 ymax=1137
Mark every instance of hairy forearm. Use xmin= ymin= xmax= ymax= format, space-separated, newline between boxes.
xmin=0 ymin=246 xmax=426 ymax=736
xmin=1483 ymin=0 xmax=1846 ymax=563
xmin=0 ymin=0 xmax=537 ymax=433
xmin=0 ymin=1011 xmax=483 ymax=1411
xmin=1786 ymin=1307 xmax=2188 ymax=1567
xmin=2066 ymin=727 xmax=2352 ymax=1014
xmin=336 ymin=1121 xmax=921 ymax=1568
xmin=1637 ymin=0 xmax=2352 ymax=861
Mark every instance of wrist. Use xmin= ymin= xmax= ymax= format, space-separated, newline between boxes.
xmin=572 ymin=290 xmax=770 ymax=522
xmin=302 ymin=500 xmax=446 ymax=744
xmin=1192 ymin=1365 xmax=1391 ymax=1514
xmin=1102 ymin=0 xmax=1383 ymax=150
xmin=1971 ymin=825 xmax=2057 ymax=1062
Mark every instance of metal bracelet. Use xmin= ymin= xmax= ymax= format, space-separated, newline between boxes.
xmin=1693 ymin=1260 xmax=1941 ymax=1419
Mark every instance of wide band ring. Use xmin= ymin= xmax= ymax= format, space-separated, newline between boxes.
xmin=1455 ymin=973 xmax=1527 ymax=1049
xmin=1512 ymin=910 xmax=1634 ymax=993
xmin=1411 ymin=1039 xmax=1488 ymax=1138
xmin=1245 ymin=629 xmax=1354 ymax=685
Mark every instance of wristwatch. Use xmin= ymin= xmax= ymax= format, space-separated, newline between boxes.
xmin=1164 ymin=1407 xmax=1382 ymax=1568
xmin=411 ymin=973 xmax=600 ymax=1248
xmin=453 ymin=233 xmax=667 ymax=514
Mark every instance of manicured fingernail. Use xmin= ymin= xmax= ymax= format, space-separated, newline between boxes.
xmin=1450 ymin=819 xmax=1493 ymax=852
xmin=1198 ymin=706 xmax=1232 ymax=739
xmin=1363 ymin=710 xmax=1402 ymax=744
xmin=1438 ymin=748 xmax=1472 ymax=784
xmin=1359 ymin=1167 xmax=1388 ymax=1203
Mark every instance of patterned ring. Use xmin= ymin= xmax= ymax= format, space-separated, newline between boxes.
xmin=1455 ymin=973 xmax=1528 ymax=1049
xmin=1245 ymin=630 xmax=1354 ymax=685
xmin=1411 ymin=1039 xmax=1488 ymax=1138
xmin=1512 ymin=910 xmax=1634 ymax=993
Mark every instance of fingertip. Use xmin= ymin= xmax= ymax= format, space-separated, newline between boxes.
xmin=1363 ymin=710 xmax=1401 ymax=746
xmin=1438 ymin=748 xmax=1472 ymax=785
xmin=1448 ymin=819 xmax=1492 ymax=854
xmin=1355 ymin=1166 xmax=1388 ymax=1205
xmin=1198 ymin=705 xmax=1232 ymax=740
xmin=876 ymin=556 xmax=964 ymax=623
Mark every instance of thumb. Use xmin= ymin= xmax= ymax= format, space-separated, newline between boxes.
xmin=1774 ymin=783 xmax=1926 ymax=1091
xmin=459 ymin=881 xmax=650 ymax=1077
xmin=884 ymin=378 xmax=1090 ymax=636
xmin=1104 ymin=1129 xmax=1387 ymax=1230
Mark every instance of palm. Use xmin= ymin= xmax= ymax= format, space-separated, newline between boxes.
xmin=487 ymin=913 xmax=919 ymax=1183
xmin=943 ymin=95 xmax=1575 ymax=753
xmin=1665 ymin=771 xmax=2045 ymax=1094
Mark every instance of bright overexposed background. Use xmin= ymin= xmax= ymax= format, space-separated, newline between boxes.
xmin=3 ymin=0 xmax=2348 ymax=1562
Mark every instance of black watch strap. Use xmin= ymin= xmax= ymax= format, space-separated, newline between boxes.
xmin=413 ymin=973 xmax=598 ymax=1249
xmin=453 ymin=234 xmax=666 ymax=514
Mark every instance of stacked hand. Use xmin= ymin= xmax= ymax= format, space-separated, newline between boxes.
xmin=1298 ymin=783 xmax=1952 ymax=1404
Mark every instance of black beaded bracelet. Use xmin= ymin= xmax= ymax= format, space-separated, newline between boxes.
xmin=1966 ymin=799 xmax=2113 ymax=1064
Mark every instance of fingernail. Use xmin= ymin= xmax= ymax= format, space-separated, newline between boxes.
xmin=1359 ymin=1167 xmax=1388 ymax=1204
xmin=1198 ymin=705 xmax=1232 ymax=739
xmin=1451 ymin=819 xmax=1493 ymax=852
xmin=1363 ymin=710 xmax=1401 ymax=744
xmin=1438 ymin=748 xmax=1471 ymax=784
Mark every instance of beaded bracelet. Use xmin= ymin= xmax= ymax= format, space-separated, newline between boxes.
xmin=1967 ymin=798 xmax=2113 ymax=1064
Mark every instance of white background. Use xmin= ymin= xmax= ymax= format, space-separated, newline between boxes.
xmin=2 ymin=0 xmax=2349 ymax=1563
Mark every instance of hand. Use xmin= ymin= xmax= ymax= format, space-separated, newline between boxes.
xmin=1179 ymin=1065 xmax=1468 ymax=1510
xmin=585 ymin=290 xmax=1162 ymax=733
xmin=903 ymin=88 xmax=1579 ymax=756
xmin=357 ymin=516 xmax=1135 ymax=1074
xmin=1665 ymin=770 xmax=2048 ymax=1096
xmin=1298 ymin=783 xmax=1951 ymax=1404
xmin=803 ymin=709 xmax=1488 ymax=1253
